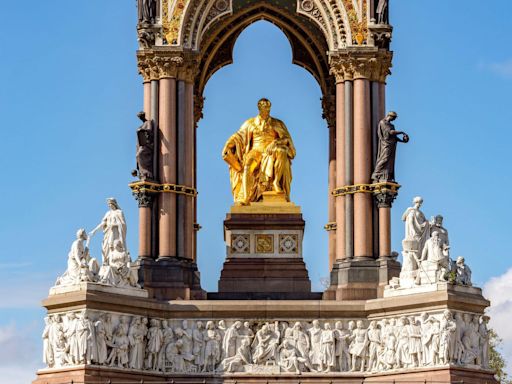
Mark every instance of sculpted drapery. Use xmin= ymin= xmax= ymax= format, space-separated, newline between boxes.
xmin=222 ymin=99 xmax=296 ymax=205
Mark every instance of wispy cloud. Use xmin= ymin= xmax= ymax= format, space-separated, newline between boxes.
xmin=480 ymin=59 xmax=512 ymax=79
xmin=0 ymin=262 xmax=32 ymax=269
xmin=0 ymin=323 xmax=42 ymax=384
xmin=484 ymin=268 xmax=512 ymax=374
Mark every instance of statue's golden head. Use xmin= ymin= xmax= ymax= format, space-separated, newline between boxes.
xmin=257 ymin=98 xmax=271 ymax=117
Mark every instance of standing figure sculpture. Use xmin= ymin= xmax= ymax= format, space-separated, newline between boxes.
xmin=375 ymin=0 xmax=389 ymax=24
xmin=137 ymin=0 xmax=156 ymax=24
xmin=371 ymin=111 xmax=409 ymax=183
xmin=89 ymin=198 xmax=127 ymax=266
xmin=134 ymin=111 xmax=155 ymax=181
xmin=401 ymin=196 xmax=429 ymax=271
xmin=222 ymin=98 xmax=296 ymax=205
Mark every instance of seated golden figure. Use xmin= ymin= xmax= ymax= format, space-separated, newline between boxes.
xmin=222 ymin=98 xmax=296 ymax=205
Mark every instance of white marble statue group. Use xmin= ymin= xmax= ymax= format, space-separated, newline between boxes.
xmin=396 ymin=196 xmax=472 ymax=288
xmin=54 ymin=198 xmax=139 ymax=290
xmin=42 ymin=310 xmax=491 ymax=375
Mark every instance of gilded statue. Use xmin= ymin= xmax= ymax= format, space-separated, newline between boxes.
xmin=222 ymin=99 xmax=296 ymax=205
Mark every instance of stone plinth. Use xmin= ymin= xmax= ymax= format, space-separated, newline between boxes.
xmin=218 ymin=198 xmax=312 ymax=299
xmin=34 ymin=287 xmax=495 ymax=384
xmin=137 ymin=257 xmax=206 ymax=301
xmin=49 ymin=282 xmax=149 ymax=298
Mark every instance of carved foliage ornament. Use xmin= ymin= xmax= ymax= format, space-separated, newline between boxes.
xmin=137 ymin=52 xmax=198 ymax=81
xmin=329 ymin=51 xmax=392 ymax=83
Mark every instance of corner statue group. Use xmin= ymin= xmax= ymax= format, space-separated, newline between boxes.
xmin=222 ymin=99 xmax=296 ymax=205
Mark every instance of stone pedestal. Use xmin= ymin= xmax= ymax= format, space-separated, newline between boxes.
xmin=137 ymin=257 xmax=206 ymax=301
xmin=324 ymin=258 xmax=380 ymax=300
xmin=217 ymin=194 xmax=313 ymax=299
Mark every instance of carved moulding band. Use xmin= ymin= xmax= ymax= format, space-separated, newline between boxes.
xmin=324 ymin=222 xmax=337 ymax=231
xmin=129 ymin=181 xmax=198 ymax=198
xmin=332 ymin=182 xmax=400 ymax=197
xmin=329 ymin=49 xmax=393 ymax=83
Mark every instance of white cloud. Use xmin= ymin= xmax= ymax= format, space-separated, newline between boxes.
xmin=484 ymin=267 xmax=512 ymax=373
xmin=0 ymin=323 xmax=42 ymax=384
xmin=481 ymin=59 xmax=512 ymax=79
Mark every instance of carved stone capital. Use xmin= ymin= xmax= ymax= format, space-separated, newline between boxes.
xmin=194 ymin=94 xmax=204 ymax=128
xmin=329 ymin=49 xmax=393 ymax=83
xmin=321 ymin=94 xmax=336 ymax=129
xmin=132 ymin=188 xmax=154 ymax=208
xmin=374 ymin=190 xmax=396 ymax=208
xmin=137 ymin=51 xmax=199 ymax=81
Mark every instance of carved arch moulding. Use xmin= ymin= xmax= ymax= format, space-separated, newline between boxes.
xmin=138 ymin=0 xmax=392 ymax=124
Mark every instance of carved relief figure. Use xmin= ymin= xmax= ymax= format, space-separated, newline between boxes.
xmin=371 ymin=111 xmax=409 ymax=183
xmin=350 ymin=320 xmax=368 ymax=372
xmin=203 ymin=321 xmax=221 ymax=372
xmin=147 ymin=319 xmax=164 ymax=371
xmin=319 ymin=323 xmax=335 ymax=372
xmin=128 ymin=317 xmax=145 ymax=370
xmin=439 ymin=310 xmax=456 ymax=365
xmin=222 ymin=98 xmax=296 ymax=205
xmin=94 ymin=314 xmax=108 ymax=365
xmin=193 ymin=321 xmax=205 ymax=371
xmin=367 ymin=321 xmax=381 ymax=371
xmin=220 ymin=339 xmax=251 ymax=373
xmin=252 ymin=322 xmax=280 ymax=365
xmin=308 ymin=319 xmax=323 ymax=369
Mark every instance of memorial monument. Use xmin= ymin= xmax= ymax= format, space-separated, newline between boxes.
xmin=34 ymin=0 xmax=498 ymax=383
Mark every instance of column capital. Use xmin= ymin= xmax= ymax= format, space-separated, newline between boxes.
xmin=329 ymin=49 xmax=393 ymax=83
xmin=131 ymin=187 xmax=155 ymax=208
xmin=137 ymin=51 xmax=199 ymax=81
xmin=321 ymin=94 xmax=336 ymax=130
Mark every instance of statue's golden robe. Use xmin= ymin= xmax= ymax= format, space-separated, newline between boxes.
xmin=223 ymin=115 xmax=296 ymax=204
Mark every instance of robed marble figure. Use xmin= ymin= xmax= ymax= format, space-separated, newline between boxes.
xmin=222 ymin=98 xmax=296 ymax=205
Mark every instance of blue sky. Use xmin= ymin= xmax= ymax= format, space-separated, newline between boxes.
xmin=1 ymin=0 xmax=512 ymax=381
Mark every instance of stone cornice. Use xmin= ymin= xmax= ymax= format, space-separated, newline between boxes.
xmin=329 ymin=49 xmax=393 ymax=83
xmin=137 ymin=50 xmax=199 ymax=82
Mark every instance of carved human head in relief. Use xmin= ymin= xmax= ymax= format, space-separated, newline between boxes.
xmin=257 ymin=98 xmax=271 ymax=119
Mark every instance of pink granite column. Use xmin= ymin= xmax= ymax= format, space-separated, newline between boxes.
xmin=335 ymin=81 xmax=346 ymax=261
xmin=353 ymin=78 xmax=373 ymax=258
xmin=184 ymin=81 xmax=195 ymax=260
xmin=158 ymin=77 xmax=177 ymax=258
xmin=328 ymin=123 xmax=336 ymax=271
xmin=139 ymin=81 xmax=152 ymax=258
xmin=379 ymin=206 xmax=391 ymax=257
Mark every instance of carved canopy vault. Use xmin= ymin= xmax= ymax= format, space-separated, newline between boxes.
xmin=138 ymin=0 xmax=383 ymax=114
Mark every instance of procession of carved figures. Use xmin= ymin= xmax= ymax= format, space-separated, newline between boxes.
xmin=390 ymin=196 xmax=473 ymax=289
xmin=42 ymin=310 xmax=490 ymax=375
xmin=53 ymin=198 xmax=140 ymax=291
